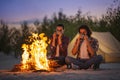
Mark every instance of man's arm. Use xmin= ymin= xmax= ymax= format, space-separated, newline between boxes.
xmin=72 ymin=39 xmax=80 ymax=55
xmin=50 ymin=34 xmax=56 ymax=57
xmin=85 ymin=37 xmax=99 ymax=57
xmin=86 ymin=39 xmax=95 ymax=57
xmin=59 ymin=37 xmax=69 ymax=57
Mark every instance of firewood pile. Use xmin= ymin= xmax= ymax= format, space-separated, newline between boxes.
xmin=11 ymin=60 xmax=65 ymax=72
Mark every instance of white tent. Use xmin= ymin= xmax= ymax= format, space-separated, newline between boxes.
xmin=68 ymin=32 xmax=120 ymax=62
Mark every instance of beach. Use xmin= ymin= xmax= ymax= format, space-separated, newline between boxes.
xmin=0 ymin=52 xmax=120 ymax=80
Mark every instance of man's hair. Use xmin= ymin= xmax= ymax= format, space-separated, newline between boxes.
xmin=56 ymin=24 xmax=64 ymax=30
xmin=78 ymin=24 xmax=92 ymax=37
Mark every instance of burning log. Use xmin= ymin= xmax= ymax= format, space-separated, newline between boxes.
xmin=11 ymin=63 xmax=35 ymax=72
xmin=49 ymin=60 xmax=62 ymax=68
xmin=12 ymin=60 xmax=63 ymax=72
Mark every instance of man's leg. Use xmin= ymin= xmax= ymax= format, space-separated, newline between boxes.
xmin=48 ymin=56 xmax=66 ymax=68
xmin=56 ymin=56 xmax=66 ymax=65
xmin=65 ymin=56 xmax=85 ymax=69
xmin=84 ymin=55 xmax=103 ymax=69
xmin=93 ymin=55 xmax=103 ymax=70
xmin=50 ymin=56 xmax=66 ymax=65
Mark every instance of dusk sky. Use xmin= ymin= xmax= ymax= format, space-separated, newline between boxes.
xmin=0 ymin=0 xmax=114 ymax=23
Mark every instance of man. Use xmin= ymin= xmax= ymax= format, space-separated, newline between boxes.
xmin=65 ymin=25 xmax=103 ymax=70
xmin=49 ymin=24 xmax=69 ymax=66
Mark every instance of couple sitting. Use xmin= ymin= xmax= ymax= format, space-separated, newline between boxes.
xmin=49 ymin=24 xmax=103 ymax=70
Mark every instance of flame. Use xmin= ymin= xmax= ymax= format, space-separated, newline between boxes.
xmin=21 ymin=33 xmax=50 ymax=71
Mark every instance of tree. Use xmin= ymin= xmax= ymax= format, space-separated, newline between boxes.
xmin=0 ymin=20 xmax=11 ymax=54
xmin=102 ymin=0 xmax=120 ymax=41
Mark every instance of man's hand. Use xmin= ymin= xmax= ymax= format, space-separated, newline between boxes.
xmin=52 ymin=31 xmax=62 ymax=46
xmin=52 ymin=32 xmax=57 ymax=47
xmin=84 ymin=34 xmax=89 ymax=41
xmin=53 ymin=32 xmax=57 ymax=39
xmin=77 ymin=33 xmax=85 ymax=44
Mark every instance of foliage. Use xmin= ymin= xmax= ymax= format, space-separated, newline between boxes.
xmin=102 ymin=0 xmax=120 ymax=41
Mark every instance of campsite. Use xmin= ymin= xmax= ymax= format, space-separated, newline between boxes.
xmin=0 ymin=31 xmax=120 ymax=80
xmin=0 ymin=0 xmax=120 ymax=80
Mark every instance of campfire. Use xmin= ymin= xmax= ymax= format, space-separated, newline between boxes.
xmin=12 ymin=33 xmax=60 ymax=72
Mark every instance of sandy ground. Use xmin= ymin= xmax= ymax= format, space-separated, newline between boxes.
xmin=0 ymin=52 xmax=120 ymax=80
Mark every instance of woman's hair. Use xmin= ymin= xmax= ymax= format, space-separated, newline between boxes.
xmin=78 ymin=25 xmax=92 ymax=37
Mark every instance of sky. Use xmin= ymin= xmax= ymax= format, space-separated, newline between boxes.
xmin=0 ymin=0 xmax=114 ymax=23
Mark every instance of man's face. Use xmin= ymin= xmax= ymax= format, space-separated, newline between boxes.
xmin=56 ymin=26 xmax=64 ymax=35
xmin=79 ymin=29 xmax=87 ymax=35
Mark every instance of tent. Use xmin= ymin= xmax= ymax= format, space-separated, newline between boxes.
xmin=68 ymin=32 xmax=120 ymax=63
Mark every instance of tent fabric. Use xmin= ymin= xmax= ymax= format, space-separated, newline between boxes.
xmin=68 ymin=32 xmax=120 ymax=62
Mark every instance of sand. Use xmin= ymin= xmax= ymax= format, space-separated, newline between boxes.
xmin=0 ymin=52 xmax=120 ymax=80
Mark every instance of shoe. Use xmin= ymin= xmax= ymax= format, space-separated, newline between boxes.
xmin=72 ymin=64 xmax=79 ymax=70
xmin=67 ymin=64 xmax=72 ymax=69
